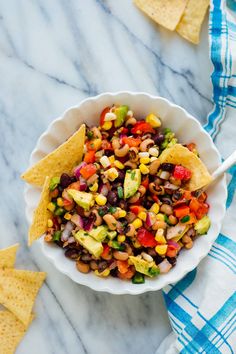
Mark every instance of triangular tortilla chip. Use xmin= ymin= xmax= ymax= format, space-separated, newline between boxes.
xmin=28 ymin=176 xmax=51 ymax=246
xmin=0 ymin=269 xmax=46 ymax=326
xmin=176 ymin=0 xmax=209 ymax=44
xmin=21 ymin=124 xmax=86 ymax=187
xmin=0 ymin=244 xmax=19 ymax=269
xmin=134 ymin=0 xmax=188 ymax=31
xmin=0 ymin=310 xmax=34 ymax=354
xmin=159 ymin=144 xmax=212 ymax=191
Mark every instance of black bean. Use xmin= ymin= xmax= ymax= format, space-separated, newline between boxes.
xmin=161 ymin=163 xmax=175 ymax=172
xmin=143 ymin=199 xmax=153 ymax=209
xmin=153 ymin=133 xmax=165 ymax=145
xmin=117 ymin=170 xmax=125 ymax=181
xmin=155 ymin=254 xmax=164 ymax=265
xmin=65 ymin=249 xmax=79 ymax=259
xmin=81 ymin=254 xmax=92 ymax=262
xmin=60 ymin=173 xmax=73 ymax=188
xmin=166 ymin=257 xmax=177 ymax=266
xmin=107 ymin=191 xmax=118 ymax=205
xmin=110 ymin=268 xmax=118 ymax=277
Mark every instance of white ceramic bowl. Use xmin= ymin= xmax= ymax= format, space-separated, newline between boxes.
xmin=24 ymin=92 xmax=227 ymax=295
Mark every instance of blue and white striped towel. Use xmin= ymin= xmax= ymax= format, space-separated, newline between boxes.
xmin=157 ymin=1 xmax=236 ymax=353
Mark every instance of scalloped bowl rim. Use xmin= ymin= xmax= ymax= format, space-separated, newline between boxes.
xmin=24 ymin=91 xmax=227 ymax=295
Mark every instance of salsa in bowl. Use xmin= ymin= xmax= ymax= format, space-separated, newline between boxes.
xmin=23 ymin=92 xmax=226 ymax=294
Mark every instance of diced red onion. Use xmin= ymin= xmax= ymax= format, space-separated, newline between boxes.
xmin=61 ymin=221 xmax=74 ymax=241
xmin=83 ymin=217 xmax=94 ymax=232
xmin=109 ymin=261 xmax=117 ymax=270
xmin=71 ymin=214 xmax=83 ymax=229
xmin=167 ymin=240 xmax=180 ymax=249
xmin=146 ymin=212 xmax=156 ymax=227
xmin=74 ymin=162 xmax=87 ymax=179
xmin=119 ymin=134 xmax=127 ymax=143
xmin=79 ymin=176 xmax=87 ymax=191
xmin=68 ymin=236 xmax=75 ymax=244
xmin=99 ymin=183 xmax=109 ymax=196
xmin=158 ymin=259 xmax=172 ymax=274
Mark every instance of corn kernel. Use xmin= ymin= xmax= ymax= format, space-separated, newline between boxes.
xmin=148 ymin=147 xmax=159 ymax=157
xmin=150 ymin=203 xmax=160 ymax=214
xmin=132 ymin=218 xmax=143 ymax=229
xmin=100 ymin=156 xmax=111 ymax=168
xmin=138 ymin=211 xmax=147 ymax=221
xmin=118 ymin=235 xmax=126 ymax=242
xmin=118 ymin=210 xmax=127 ymax=218
xmin=108 ymin=155 xmax=115 ymax=163
xmin=57 ymin=197 xmax=64 ymax=207
xmin=89 ymin=182 xmax=98 ymax=192
xmin=155 ymin=244 xmax=167 ymax=255
xmin=107 ymin=167 xmax=119 ymax=181
xmin=108 ymin=240 xmax=113 ymax=247
xmin=140 ymin=157 xmax=150 ymax=165
xmin=133 ymin=240 xmax=142 ymax=248
xmin=114 ymin=160 xmax=125 ymax=169
xmin=64 ymin=212 xmax=72 ymax=220
xmin=102 ymin=121 xmax=112 ymax=130
xmin=138 ymin=152 xmax=149 ymax=158
xmin=145 ymin=113 xmax=162 ymax=128
xmin=155 ymin=229 xmax=166 ymax=244
xmin=95 ymin=269 xmax=110 ymax=277
xmin=139 ymin=163 xmax=149 ymax=175
xmin=47 ymin=202 xmax=56 ymax=212
xmin=95 ymin=194 xmax=107 ymax=206
xmin=157 ymin=213 xmax=165 ymax=221
xmin=47 ymin=219 xmax=53 ymax=228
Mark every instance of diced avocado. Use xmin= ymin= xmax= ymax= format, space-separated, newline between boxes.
xmin=49 ymin=177 xmax=60 ymax=191
xmin=194 ymin=216 xmax=211 ymax=235
xmin=114 ymin=105 xmax=129 ymax=127
xmin=167 ymin=224 xmax=189 ymax=241
xmin=124 ymin=169 xmax=141 ymax=199
xmin=107 ymin=231 xmax=117 ymax=240
xmin=67 ymin=189 xmax=94 ymax=211
xmin=89 ymin=225 xmax=108 ymax=242
xmin=75 ymin=230 xmax=103 ymax=258
xmin=129 ymin=256 xmax=159 ymax=277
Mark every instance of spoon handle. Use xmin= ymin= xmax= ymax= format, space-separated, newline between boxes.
xmin=211 ymin=150 xmax=236 ymax=181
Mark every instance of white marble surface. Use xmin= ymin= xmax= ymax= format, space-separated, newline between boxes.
xmin=0 ymin=1 xmax=213 ymax=353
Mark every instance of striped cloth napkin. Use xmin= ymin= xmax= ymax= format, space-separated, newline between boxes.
xmin=157 ymin=1 xmax=236 ymax=353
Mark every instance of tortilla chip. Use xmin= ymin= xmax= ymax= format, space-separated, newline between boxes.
xmin=21 ymin=124 xmax=86 ymax=187
xmin=134 ymin=0 xmax=188 ymax=31
xmin=0 ymin=310 xmax=34 ymax=354
xmin=176 ymin=0 xmax=210 ymax=44
xmin=28 ymin=176 xmax=51 ymax=246
xmin=159 ymin=144 xmax=212 ymax=191
xmin=0 ymin=244 xmax=19 ymax=269
xmin=0 ymin=269 xmax=46 ymax=326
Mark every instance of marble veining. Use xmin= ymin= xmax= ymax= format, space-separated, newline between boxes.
xmin=0 ymin=1 xmax=213 ymax=353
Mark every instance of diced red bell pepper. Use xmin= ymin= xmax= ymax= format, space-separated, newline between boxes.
xmin=137 ymin=228 xmax=157 ymax=248
xmin=152 ymin=195 xmax=159 ymax=203
xmin=174 ymin=205 xmax=190 ymax=218
xmin=117 ymin=260 xmax=129 ymax=274
xmin=195 ymin=203 xmax=209 ymax=220
xmin=141 ymin=176 xmax=149 ymax=189
xmin=131 ymin=120 xmax=155 ymax=135
xmin=186 ymin=143 xmax=196 ymax=152
xmin=84 ymin=150 xmax=96 ymax=164
xmin=166 ymin=245 xmax=178 ymax=258
xmin=189 ymin=198 xmax=201 ymax=213
xmin=101 ymin=244 xmax=110 ymax=259
xmin=100 ymin=106 xmax=110 ymax=126
xmin=120 ymin=127 xmax=129 ymax=134
xmin=80 ymin=164 xmax=97 ymax=180
xmin=198 ymin=192 xmax=207 ymax=203
xmin=173 ymin=165 xmax=192 ymax=181
xmin=130 ymin=205 xmax=145 ymax=215
xmin=122 ymin=136 xmax=141 ymax=147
